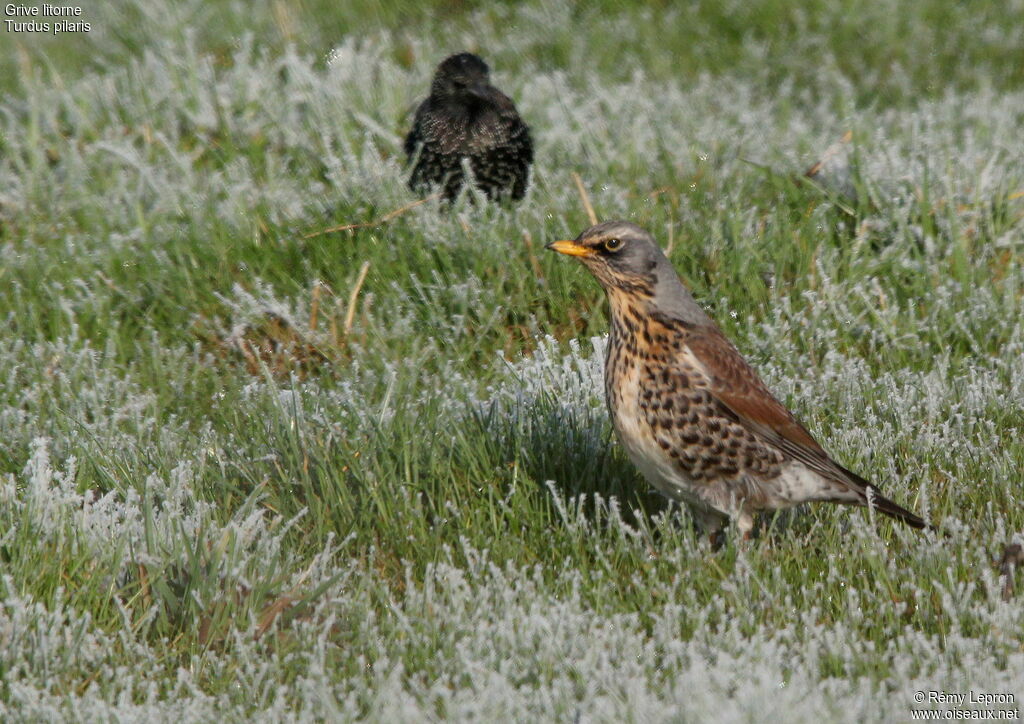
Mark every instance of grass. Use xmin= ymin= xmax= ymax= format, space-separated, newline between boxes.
xmin=2 ymin=0 xmax=1024 ymax=720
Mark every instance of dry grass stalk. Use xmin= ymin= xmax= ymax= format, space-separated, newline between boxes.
xmin=304 ymin=193 xmax=441 ymax=238
xmin=572 ymin=172 xmax=599 ymax=225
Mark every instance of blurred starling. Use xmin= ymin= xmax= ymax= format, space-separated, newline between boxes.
xmin=404 ymin=53 xmax=533 ymax=202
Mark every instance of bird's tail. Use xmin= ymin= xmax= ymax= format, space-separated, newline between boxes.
xmin=864 ymin=484 xmax=930 ymax=530
xmin=837 ymin=463 xmax=933 ymax=531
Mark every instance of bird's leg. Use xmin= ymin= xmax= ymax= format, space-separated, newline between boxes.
xmin=695 ymin=508 xmax=728 ymax=551
xmin=735 ymin=511 xmax=756 ymax=549
xmin=708 ymin=528 xmax=726 ymax=551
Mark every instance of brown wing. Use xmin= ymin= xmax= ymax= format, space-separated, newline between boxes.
xmin=684 ymin=325 xmax=857 ymax=484
xmin=681 ymin=325 xmax=929 ymax=529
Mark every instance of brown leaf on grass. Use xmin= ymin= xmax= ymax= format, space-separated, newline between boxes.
xmin=195 ymin=311 xmax=333 ymax=379
xmin=803 ymin=130 xmax=853 ymax=179
xmin=231 ymin=312 xmax=332 ymax=378
xmin=997 ymin=543 xmax=1024 ymax=602
xmin=255 ymin=594 xmax=299 ymax=640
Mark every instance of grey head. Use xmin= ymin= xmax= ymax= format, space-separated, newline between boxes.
xmin=546 ymin=220 xmax=713 ymax=326
xmin=430 ymin=53 xmax=494 ymax=105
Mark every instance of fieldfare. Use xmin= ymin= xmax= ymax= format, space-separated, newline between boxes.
xmin=404 ymin=52 xmax=533 ymax=202
xmin=547 ymin=220 xmax=929 ymax=542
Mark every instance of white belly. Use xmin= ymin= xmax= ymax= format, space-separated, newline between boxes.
xmin=609 ymin=364 xmax=714 ymax=513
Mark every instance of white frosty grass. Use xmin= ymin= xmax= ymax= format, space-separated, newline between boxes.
xmin=1 ymin=491 xmax=1022 ymax=722
xmin=1 ymin=422 xmax=1020 ymax=721
xmin=3 ymin=317 xmax=1024 ymax=719
xmin=4 ymin=8 xmax=1024 ymax=245
xmin=2 ymin=0 xmax=1024 ymax=719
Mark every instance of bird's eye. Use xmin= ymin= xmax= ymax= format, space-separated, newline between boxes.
xmin=603 ymin=238 xmax=623 ymax=252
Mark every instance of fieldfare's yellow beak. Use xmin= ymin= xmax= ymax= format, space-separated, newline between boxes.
xmin=545 ymin=239 xmax=596 ymax=257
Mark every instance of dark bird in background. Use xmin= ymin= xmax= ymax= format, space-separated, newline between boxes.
xmin=404 ymin=53 xmax=533 ymax=203
xmin=547 ymin=221 xmax=931 ymax=545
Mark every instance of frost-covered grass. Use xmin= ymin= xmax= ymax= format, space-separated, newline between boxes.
xmin=2 ymin=0 xmax=1024 ymax=720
